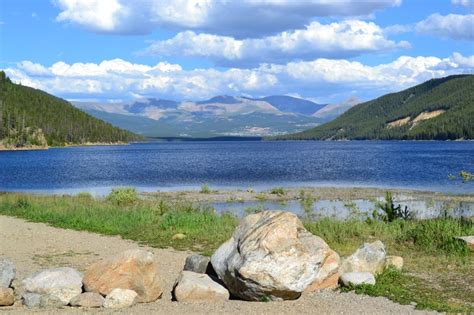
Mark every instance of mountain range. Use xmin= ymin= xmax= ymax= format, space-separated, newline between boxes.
xmin=74 ymin=95 xmax=354 ymax=138
xmin=277 ymin=75 xmax=474 ymax=140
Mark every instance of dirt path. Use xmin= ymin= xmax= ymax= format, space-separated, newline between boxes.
xmin=0 ymin=215 xmax=437 ymax=314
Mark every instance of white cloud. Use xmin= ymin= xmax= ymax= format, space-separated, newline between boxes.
xmin=416 ymin=13 xmax=474 ymax=40
xmin=142 ymin=20 xmax=410 ymax=66
xmin=53 ymin=0 xmax=401 ymax=37
xmin=451 ymin=0 xmax=474 ymax=8
xmin=5 ymin=53 xmax=473 ymax=103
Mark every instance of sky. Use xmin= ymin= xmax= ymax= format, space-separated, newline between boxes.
xmin=0 ymin=0 xmax=473 ymax=104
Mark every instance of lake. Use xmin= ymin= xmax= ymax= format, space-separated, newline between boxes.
xmin=0 ymin=141 xmax=473 ymax=195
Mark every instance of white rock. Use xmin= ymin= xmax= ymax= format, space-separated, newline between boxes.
xmin=211 ymin=210 xmax=337 ymax=301
xmin=0 ymin=258 xmax=16 ymax=288
xmin=173 ymin=271 xmax=229 ymax=302
xmin=340 ymin=241 xmax=386 ymax=275
xmin=103 ymin=288 xmax=138 ymax=309
xmin=340 ymin=272 xmax=376 ymax=286
xmin=22 ymin=267 xmax=83 ymax=305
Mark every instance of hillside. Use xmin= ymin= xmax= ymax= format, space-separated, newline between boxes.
xmin=0 ymin=71 xmax=142 ymax=149
xmin=276 ymin=75 xmax=474 ymax=140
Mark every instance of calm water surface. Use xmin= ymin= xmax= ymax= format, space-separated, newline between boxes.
xmin=0 ymin=141 xmax=473 ymax=195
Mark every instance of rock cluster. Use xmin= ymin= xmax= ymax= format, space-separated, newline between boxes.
xmin=0 ymin=249 xmax=164 ymax=309
xmin=2 ymin=210 xmax=407 ymax=310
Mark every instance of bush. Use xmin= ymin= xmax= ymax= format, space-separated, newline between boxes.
xmin=270 ymin=187 xmax=285 ymax=196
xmin=200 ymin=184 xmax=211 ymax=194
xmin=106 ymin=187 xmax=139 ymax=205
xmin=373 ymin=192 xmax=413 ymax=222
xmin=16 ymin=197 xmax=31 ymax=209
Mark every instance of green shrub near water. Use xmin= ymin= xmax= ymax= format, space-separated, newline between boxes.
xmin=106 ymin=187 xmax=139 ymax=205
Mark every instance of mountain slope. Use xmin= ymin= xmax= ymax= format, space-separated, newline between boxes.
xmin=276 ymin=75 xmax=474 ymax=140
xmin=0 ymin=71 xmax=142 ymax=149
xmin=245 ymin=95 xmax=325 ymax=115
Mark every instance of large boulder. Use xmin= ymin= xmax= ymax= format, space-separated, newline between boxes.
xmin=340 ymin=241 xmax=386 ymax=275
xmin=0 ymin=287 xmax=14 ymax=306
xmin=0 ymin=258 xmax=16 ymax=288
xmin=22 ymin=267 xmax=83 ymax=304
xmin=173 ymin=271 xmax=229 ymax=302
xmin=103 ymin=288 xmax=138 ymax=309
xmin=211 ymin=210 xmax=338 ymax=301
xmin=305 ymin=249 xmax=340 ymax=292
xmin=83 ymin=249 xmax=162 ymax=303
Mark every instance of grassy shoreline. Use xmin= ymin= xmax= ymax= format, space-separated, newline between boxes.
xmin=0 ymin=191 xmax=472 ymax=312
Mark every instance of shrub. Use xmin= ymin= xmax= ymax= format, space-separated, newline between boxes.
xmin=16 ymin=197 xmax=31 ymax=209
xmin=270 ymin=187 xmax=285 ymax=196
xmin=373 ymin=192 xmax=413 ymax=222
xmin=106 ymin=187 xmax=138 ymax=205
xmin=200 ymin=184 xmax=211 ymax=194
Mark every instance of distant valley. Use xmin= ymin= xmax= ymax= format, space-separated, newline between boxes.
xmin=74 ymin=95 xmax=357 ymax=138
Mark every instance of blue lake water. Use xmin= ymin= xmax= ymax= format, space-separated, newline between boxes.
xmin=0 ymin=141 xmax=473 ymax=195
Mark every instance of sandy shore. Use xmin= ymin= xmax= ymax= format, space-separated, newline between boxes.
xmin=145 ymin=186 xmax=474 ymax=204
xmin=0 ymin=215 xmax=437 ymax=314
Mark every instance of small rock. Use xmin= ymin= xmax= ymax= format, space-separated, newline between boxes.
xmin=39 ymin=294 xmax=66 ymax=308
xmin=385 ymin=255 xmax=404 ymax=270
xmin=50 ymin=287 xmax=83 ymax=305
xmin=103 ymin=288 xmax=138 ymax=309
xmin=83 ymin=249 xmax=163 ymax=303
xmin=340 ymin=272 xmax=376 ymax=286
xmin=22 ymin=267 xmax=83 ymax=305
xmin=184 ymin=254 xmax=211 ymax=274
xmin=172 ymin=233 xmax=186 ymax=240
xmin=0 ymin=287 xmax=14 ymax=306
xmin=173 ymin=271 xmax=229 ymax=303
xmin=0 ymin=258 xmax=16 ymax=288
xmin=22 ymin=293 xmax=42 ymax=308
xmin=70 ymin=292 xmax=104 ymax=308
xmin=340 ymin=241 xmax=386 ymax=275
xmin=456 ymin=236 xmax=474 ymax=251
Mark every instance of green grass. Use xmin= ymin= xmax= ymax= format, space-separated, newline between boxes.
xmin=0 ymin=192 xmax=472 ymax=312
xmin=342 ymin=267 xmax=472 ymax=313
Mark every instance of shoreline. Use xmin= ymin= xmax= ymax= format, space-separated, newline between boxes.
xmin=2 ymin=186 xmax=473 ymax=201
xmin=0 ymin=141 xmax=132 ymax=152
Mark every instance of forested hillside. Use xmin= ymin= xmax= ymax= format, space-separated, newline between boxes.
xmin=0 ymin=71 xmax=142 ymax=149
xmin=276 ymin=75 xmax=474 ymax=140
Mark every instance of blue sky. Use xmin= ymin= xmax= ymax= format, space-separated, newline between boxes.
xmin=1 ymin=0 xmax=473 ymax=104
